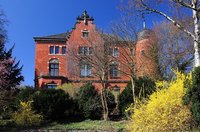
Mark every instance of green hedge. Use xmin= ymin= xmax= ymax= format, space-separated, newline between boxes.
xmin=16 ymin=88 xmax=73 ymax=120
xmin=118 ymin=76 xmax=156 ymax=115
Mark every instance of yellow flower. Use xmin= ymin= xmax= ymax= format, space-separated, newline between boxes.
xmin=127 ymin=71 xmax=193 ymax=132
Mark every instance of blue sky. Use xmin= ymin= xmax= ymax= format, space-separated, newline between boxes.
xmin=0 ymin=0 xmax=161 ymax=86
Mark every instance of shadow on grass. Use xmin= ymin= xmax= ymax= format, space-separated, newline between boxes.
xmin=0 ymin=115 xmax=85 ymax=131
xmin=0 ymin=115 xmax=127 ymax=131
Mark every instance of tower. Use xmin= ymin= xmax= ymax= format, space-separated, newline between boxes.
xmin=135 ymin=29 xmax=159 ymax=80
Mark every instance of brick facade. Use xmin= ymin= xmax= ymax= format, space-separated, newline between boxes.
xmin=34 ymin=11 xmax=159 ymax=91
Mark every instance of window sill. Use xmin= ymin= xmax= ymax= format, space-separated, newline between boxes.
xmin=49 ymin=54 xmax=66 ymax=55
xmin=110 ymin=77 xmax=120 ymax=79
xmin=80 ymin=76 xmax=94 ymax=78
xmin=112 ymin=55 xmax=119 ymax=57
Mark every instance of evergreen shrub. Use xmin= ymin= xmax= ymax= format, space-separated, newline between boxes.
xmin=76 ymin=84 xmax=102 ymax=119
xmin=32 ymin=89 xmax=72 ymax=120
xmin=76 ymin=83 xmax=116 ymax=119
xmin=184 ymin=66 xmax=200 ymax=126
xmin=16 ymin=88 xmax=73 ymax=120
xmin=118 ymin=77 xmax=155 ymax=115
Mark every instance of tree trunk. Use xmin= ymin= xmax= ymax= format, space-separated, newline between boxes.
xmin=137 ymin=0 xmax=200 ymax=68
xmin=192 ymin=0 xmax=200 ymax=67
xmin=100 ymin=73 xmax=109 ymax=121
xmin=102 ymin=88 xmax=109 ymax=121
xmin=131 ymin=76 xmax=136 ymax=104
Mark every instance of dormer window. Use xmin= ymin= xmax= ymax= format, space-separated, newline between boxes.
xmin=82 ymin=30 xmax=89 ymax=38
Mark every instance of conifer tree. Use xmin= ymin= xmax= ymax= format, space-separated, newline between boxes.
xmin=0 ymin=9 xmax=23 ymax=90
xmin=0 ymin=8 xmax=24 ymax=117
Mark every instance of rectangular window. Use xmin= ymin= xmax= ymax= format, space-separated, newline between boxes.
xmin=110 ymin=64 xmax=118 ymax=77
xmin=80 ymin=64 xmax=92 ymax=77
xmin=130 ymin=48 xmax=134 ymax=56
xmin=55 ymin=46 xmax=59 ymax=54
xmin=82 ymin=31 xmax=89 ymax=38
xmin=113 ymin=48 xmax=119 ymax=57
xmin=50 ymin=46 xmax=54 ymax=54
xmin=47 ymin=84 xmax=57 ymax=88
xmin=109 ymin=48 xmax=113 ymax=56
xmin=87 ymin=65 xmax=92 ymax=76
xmin=78 ymin=46 xmax=92 ymax=55
xmin=89 ymin=47 xmax=92 ymax=55
xmin=84 ymin=47 xmax=88 ymax=55
xmin=78 ymin=47 xmax=84 ymax=54
xmin=80 ymin=65 xmax=86 ymax=77
xmin=49 ymin=63 xmax=59 ymax=76
xmin=62 ymin=46 xmax=66 ymax=54
xmin=109 ymin=47 xmax=119 ymax=57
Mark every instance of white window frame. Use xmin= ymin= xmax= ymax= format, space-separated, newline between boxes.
xmin=80 ymin=64 xmax=92 ymax=77
xmin=78 ymin=46 xmax=92 ymax=55
xmin=47 ymin=84 xmax=57 ymax=88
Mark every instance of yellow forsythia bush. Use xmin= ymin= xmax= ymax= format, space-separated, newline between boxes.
xmin=128 ymin=72 xmax=194 ymax=132
xmin=12 ymin=101 xmax=43 ymax=126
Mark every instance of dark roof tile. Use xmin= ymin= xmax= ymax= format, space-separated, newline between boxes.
xmin=34 ymin=32 xmax=71 ymax=42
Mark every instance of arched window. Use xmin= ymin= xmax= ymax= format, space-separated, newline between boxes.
xmin=49 ymin=59 xmax=59 ymax=76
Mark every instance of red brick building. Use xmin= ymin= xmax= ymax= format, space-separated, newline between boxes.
xmin=34 ymin=11 xmax=159 ymax=91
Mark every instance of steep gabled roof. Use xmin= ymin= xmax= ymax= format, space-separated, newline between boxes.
xmin=34 ymin=32 xmax=71 ymax=43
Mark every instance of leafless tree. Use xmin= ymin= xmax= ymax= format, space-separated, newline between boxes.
xmin=110 ymin=16 xmax=159 ymax=103
xmin=67 ymin=29 xmax=114 ymax=120
xmin=122 ymin=0 xmax=200 ymax=68
xmin=154 ymin=21 xmax=193 ymax=79
xmin=110 ymin=16 xmax=138 ymax=103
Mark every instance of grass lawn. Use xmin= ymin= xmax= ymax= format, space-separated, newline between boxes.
xmin=42 ymin=120 xmax=127 ymax=131
xmin=1 ymin=119 xmax=128 ymax=131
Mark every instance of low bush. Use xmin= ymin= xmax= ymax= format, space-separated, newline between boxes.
xmin=184 ymin=66 xmax=200 ymax=126
xmin=16 ymin=87 xmax=35 ymax=102
xmin=12 ymin=101 xmax=42 ymax=126
xmin=32 ymin=89 xmax=73 ymax=120
xmin=0 ymin=89 xmax=19 ymax=120
xmin=76 ymin=83 xmax=116 ymax=119
xmin=16 ymin=88 xmax=74 ymax=120
xmin=118 ymin=77 xmax=155 ymax=115
xmin=128 ymin=71 xmax=193 ymax=131
xmin=76 ymin=84 xmax=102 ymax=119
